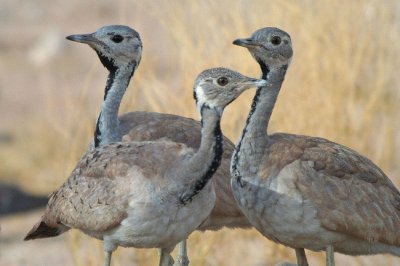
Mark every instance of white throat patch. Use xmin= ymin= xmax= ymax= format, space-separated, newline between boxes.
xmin=195 ymin=83 xmax=218 ymax=111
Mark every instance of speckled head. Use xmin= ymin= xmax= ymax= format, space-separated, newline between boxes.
xmin=66 ymin=25 xmax=142 ymax=70
xmin=193 ymin=67 xmax=267 ymax=113
xmin=233 ymin=27 xmax=292 ymax=69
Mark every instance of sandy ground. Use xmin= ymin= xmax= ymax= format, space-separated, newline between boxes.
xmin=0 ymin=209 xmax=73 ymax=266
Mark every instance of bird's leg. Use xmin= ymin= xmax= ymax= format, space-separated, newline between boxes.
xmin=158 ymin=248 xmax=174 ymax=266
xmin=173 ymin=240 xmax=189 ymax=266
xmin=104 ymin=251 xmax=112 ymax=266
xmin=326 ymin=245 xmax=335 ymax=266
xmin=295 ymin=248 xmax=309 ymax=266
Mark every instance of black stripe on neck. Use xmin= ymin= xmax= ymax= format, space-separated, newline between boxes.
xmin=96 ymin=51 xmax=118 ymax=72
xmin=97 ymin=51 xmax=118 ymax=101
xmin=258 ymin=60 xmax=270 ymax=79
xmin=104 ymin=61 xmax=137 ymax=101
xmin=94 ymin=61 xmax=137 ymax=147
xmin=127 ymin=62 xmax=137 ymax=83
xmin=94 ymin=113 xmax=102 ymax=148
xmin=179 ymin=107 xmax=223 ymax=205
xmin=193 ymin=90 xmax=198 ymax=104
xmin=231 ymin=61 xmax=269 ymax=176
xmin=94 ymin=62 xmax=117 ymax=147
xmin=94 ymin=69 xmax=117 ymax=147
xmin=104 ymin=70 xmax=117 ymax=101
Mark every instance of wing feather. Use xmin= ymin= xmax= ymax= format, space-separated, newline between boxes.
xmin=262 ymin=133 xmax=400 ymax=245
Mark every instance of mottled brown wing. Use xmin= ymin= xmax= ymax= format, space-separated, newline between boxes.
xmin=43 ymin=141 xmax=190 ymax=233
xmin=265 ymin=133 xmax=400 ymax=245
xmin=119 ymin=111 xmax=248 ymax=230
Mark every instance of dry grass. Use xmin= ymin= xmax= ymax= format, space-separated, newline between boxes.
xmin=1 ymin=0 xmax=400 ymax=265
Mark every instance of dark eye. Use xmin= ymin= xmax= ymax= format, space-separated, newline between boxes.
xmin=271 ymin=36 xmax=281 ymax=45
xmin=111 ymin=35 xmax=124 ymax=43
xmin=217 ymin=77 xmax=229 ymax=86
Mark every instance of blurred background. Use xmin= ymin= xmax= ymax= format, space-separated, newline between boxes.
xmin=0 ymin=0 xmax=399 ymax=265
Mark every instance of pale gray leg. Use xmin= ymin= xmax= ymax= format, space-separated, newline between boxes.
xmin=159 ymin=248 xmax=174 ymax=266
xmin=173 ymin=240 xmax=189 ymax=266
xmin=104 ymin=251 xmax=112 ymax=266
xmin=295 ymin=248 xmax=309 ymax=266
xmin=326 ymin=245 xmax=335 ymax=266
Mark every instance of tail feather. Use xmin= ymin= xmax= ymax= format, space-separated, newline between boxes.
xmin=24 ymin=220 xmax=69 ymax=241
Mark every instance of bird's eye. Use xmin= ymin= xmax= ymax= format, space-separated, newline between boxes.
xmin=217 ymin=77 xmax=229 ymax=86
xmin=271 ymin=36 xmax=281 ymax=46
xmin=111 ymin=35 xmax=124 ymax=43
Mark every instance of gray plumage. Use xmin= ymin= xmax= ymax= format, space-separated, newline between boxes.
xmin=230 ymin=27 xmax=400 ymax=266
xmin=67 ymin=25 xmax=251 ymax=233
xmin=63 ymin=26 xmax=251 ymax=264
xmin=25 ymin=66 xmax=266 ymax=266
xmin=25 ymin=25 xmax=252 ymax=265
xmin=119 ymin=112 xmax=250 ymax=233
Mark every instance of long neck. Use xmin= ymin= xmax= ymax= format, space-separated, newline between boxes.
xmin=231 ymin=62 xmax=287 ymax=176
xmin=94 ymin=62 xmax=136 ymax=147
xmin=179 ymin=106 xmax=223 ymax=204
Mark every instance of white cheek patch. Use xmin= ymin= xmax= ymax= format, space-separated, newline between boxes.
xmin=195 ymin=84 xmax=207 ymax=105
xmin=195 ymin=84 xmax=218 ymax=111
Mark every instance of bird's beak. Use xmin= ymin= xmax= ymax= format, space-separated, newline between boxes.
xmin=233 ymin=38 xmax=263 ymax=48
xmin=241 ymin=78 xmax=268 ymax=88
xmin=235 ymin=78 xmax=268 ymax=94
xmin=66 ymin=33 xmax=98 ymax=45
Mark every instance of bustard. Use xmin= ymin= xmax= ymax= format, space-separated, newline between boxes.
xmin=53 ymin=25 xmax=252 ymax=264
xmin=24 ymin=67 xmax=266 ymax=266
xmin=230 ymin=27 xmax=400 ymax=266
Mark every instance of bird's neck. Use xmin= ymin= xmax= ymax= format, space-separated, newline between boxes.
xmin=179 ymin=106 xmax=223 ymax=204
xmin=94 ymin=62 xmax=136 ymax=147
xmin=231 ymin=62 xmax=287 ymax=177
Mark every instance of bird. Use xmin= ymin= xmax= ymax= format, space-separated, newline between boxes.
xmin=61 ymin=25 xmax=253 ymax=264
xmin=230 ymin=27 xmax=400 ymax=266
xmin=24 ymin=67 xmax=266 ymax=266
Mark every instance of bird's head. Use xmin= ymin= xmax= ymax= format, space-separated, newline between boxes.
xmin=233 ymin=27 xmax=292 ymax=71
xmin=66 ymin=25 xmax=142 ymax=71
xmin=193 ymin=67 xmax=267 ymax=115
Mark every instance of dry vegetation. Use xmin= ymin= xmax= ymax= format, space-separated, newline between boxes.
xmin=0 ymin=0 xmax=399 ymax=265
